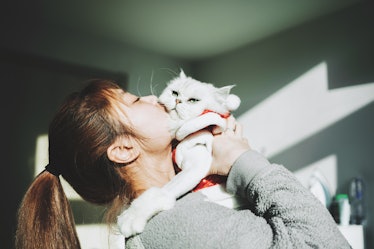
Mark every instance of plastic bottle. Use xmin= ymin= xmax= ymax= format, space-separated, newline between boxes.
xmin=349 ymin=177 xmax=366 ymax=225
xmin=336 ymin=194 xmax=351 ymax=226
xmin=329 ymin=194 xmax=351 ymax=225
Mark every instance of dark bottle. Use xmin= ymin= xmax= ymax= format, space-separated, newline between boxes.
xmin=349 ymin=177 xmax=365 ymax=225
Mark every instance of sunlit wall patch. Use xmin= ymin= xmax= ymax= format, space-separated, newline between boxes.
xmin=238 ymin=62 xmax=374 ymax=158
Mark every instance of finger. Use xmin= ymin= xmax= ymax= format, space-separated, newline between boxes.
xmin=226 ymin=116 xmax=236 ymax=128
xmin=224 ymin=128 xmax=235 ymax=134
xmin=212 ymin=125 xmax=224 ymax=135
xmin=235 ymin=123 xmax=243 ymax=136
xmin=225 ymin=117 xmax=236 ymax=131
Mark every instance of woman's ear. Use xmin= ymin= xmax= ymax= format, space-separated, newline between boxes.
xmin=107 ymin=137 xmax=140 ymax=164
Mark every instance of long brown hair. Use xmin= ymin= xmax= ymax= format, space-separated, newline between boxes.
xmin=16 ymin=80 xmax=137 ymax=249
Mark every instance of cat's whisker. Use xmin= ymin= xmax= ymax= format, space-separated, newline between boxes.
xmin=136 ymin=76 xmax=144 ymax=97
xmin=150 ymin=83 xmax=160 ymax=97
xmin=149 ymin=71 xmax=154 ymax=96
xmin=160 ymin=67 xmax=178 ymax=77
xmin=149 ymin=70 xmax=160 ymax=96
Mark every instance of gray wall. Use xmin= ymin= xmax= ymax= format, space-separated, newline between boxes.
xmin=193 ymin=3 xmax=374 ymax=248
xmin=1 ymin=2 xmax=373 ymax=248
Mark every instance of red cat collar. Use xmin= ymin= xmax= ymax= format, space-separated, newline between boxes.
xmin=200 ymin=109 xmax=230 ymax=119
xmin=193 ymin=174 xmax=227 ymax=192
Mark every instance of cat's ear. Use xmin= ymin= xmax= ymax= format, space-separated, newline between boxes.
xmin=179 ymin=69 xmax=187 ymax=78
xmin=217 ymin=85 xmax=235 ymax=95
xmin=217 ymin=85 xmax=241 ymax=111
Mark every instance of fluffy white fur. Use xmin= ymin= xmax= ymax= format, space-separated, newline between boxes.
xmin=117 ymin=70 xmax=240 ymax=238
xmin=159 ymin=70 xmax=240 ymax=139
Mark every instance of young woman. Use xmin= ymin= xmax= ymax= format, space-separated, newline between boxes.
xmin=15 ymin=79 xmax=350 ymax=249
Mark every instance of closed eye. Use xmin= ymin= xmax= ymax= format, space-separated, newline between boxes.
xmin=171 ymin=90 xmax=179 ymax=97
xmin=188 ymin=98 xmax=199 ymax=103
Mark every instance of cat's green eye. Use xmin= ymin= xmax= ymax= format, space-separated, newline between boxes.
xmin=188 ymin=98 xmax=199 ymax=103
xmin=171 ymin=90 xmax=179 ymax=97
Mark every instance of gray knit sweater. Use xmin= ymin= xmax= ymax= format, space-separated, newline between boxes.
xmin=126 ymin=150 xmax=350 ymax=249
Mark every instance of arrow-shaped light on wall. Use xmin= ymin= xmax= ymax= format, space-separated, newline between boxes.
xmin=238 ymin=62 xmax=374 ymax=157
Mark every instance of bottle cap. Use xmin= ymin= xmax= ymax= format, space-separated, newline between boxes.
xmin=335 ymin=194 xmax=348 ymax=200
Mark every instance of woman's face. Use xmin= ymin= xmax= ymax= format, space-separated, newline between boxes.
xmin=121 ymin=92 xmax=172 ymax=152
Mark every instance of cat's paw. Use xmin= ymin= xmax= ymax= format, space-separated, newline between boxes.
xmin=117 ymin=187 xmax=176 ymax=238
xmin=175 ymin=112 xmax=226 ymax=140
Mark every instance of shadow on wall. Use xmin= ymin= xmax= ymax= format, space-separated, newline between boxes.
xmin=0 ymin=51 xmax=127 ymax=249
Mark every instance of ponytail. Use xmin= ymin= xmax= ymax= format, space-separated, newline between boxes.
xmin=15 ymin=171 xmax=81 ymax=249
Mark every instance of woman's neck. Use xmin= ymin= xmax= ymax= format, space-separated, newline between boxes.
xmin=127 ymin=149 xmax=175 ymax=197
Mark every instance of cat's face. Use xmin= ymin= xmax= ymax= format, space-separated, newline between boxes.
xmin=159 ymin=78 xmax=214 ymax=120
xmin=159 ymin=71 xmax=240 ymax=121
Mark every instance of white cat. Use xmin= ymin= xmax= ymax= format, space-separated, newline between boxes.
xmin=117 ymin=70 xmax=241 ymax=238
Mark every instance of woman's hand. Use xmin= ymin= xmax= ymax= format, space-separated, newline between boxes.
xmin=209 ymin=116 xmax=250 ymax=176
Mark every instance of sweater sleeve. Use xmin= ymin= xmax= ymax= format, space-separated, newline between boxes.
xmin=226 ymin=150 xmax=351 ymax=249
xmin=126 ymin=150 xmax=351 ymax=249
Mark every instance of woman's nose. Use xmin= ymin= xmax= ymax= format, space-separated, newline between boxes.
xmin=142 ymin=95 xmax=158 ymax=105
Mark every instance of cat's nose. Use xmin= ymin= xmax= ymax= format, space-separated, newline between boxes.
xmin=175 ymin=99 xmax=181 ymax=104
